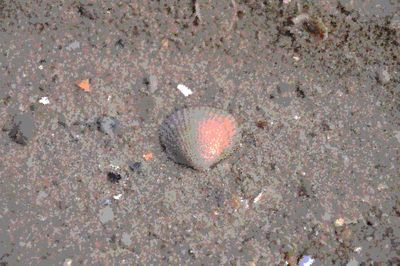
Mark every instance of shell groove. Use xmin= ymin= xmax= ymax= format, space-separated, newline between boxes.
xmin=160 ymin=107 xmax=240 ymax=171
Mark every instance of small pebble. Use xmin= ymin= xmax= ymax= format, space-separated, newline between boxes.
xmin=58 ymin=114 xmax=68 ymax=128
xmin=98 ymin=206 xmax=114 ymax=224
xmin=298 ymin=255 xmax=315 ymax=266
xmin=115 ymin=39 xmax=124 ymax=49
xmin=100 ymin=198 xmax=112 ymax=206
xmin=66 ymin=40 xmax=80 ymax=51
xmin=334 ymin=218 xmax=345 ymax=227
xmin=144 ymin=75 xmax=158 ymax=93
xmin=63 ymin=258 xmax=73 ymax=266
xmin=129 ymin=161 xmax=142 ymax=172
xmin=98 ymin=116 xmax=118 ymax=135
xmin=299 ymin=178 xmax=313 ymax=197
xmin=107 ymin=172 xmax=122 ymax=183
xmin=9 ymin=113 xmax=35 ymax=145
xmin=376 ymin=68 xmax=390 ymax=85
xmin=121 ymin=232 xmax=132 ymax=247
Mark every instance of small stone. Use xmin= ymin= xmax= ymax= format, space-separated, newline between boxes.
xmin=100 ymin=198 xmax=112 ymax=206
xmin=121 ymin=232 xmax=132 ymax=247
xmin=9 ymin=113 xmax=35 ymax=145
xmin=58 ymin=114 xmax=68 ymax=128
xmin=299 ymin=178 xmax=313 ymax=197
xmin=29 ymin=103 xmax=38 ymax=111
xmin=298 ymin=255 xmax=315 ymax=266
xmin=98 ymin=206 xmax=114 ymax=224
xmin=377 ymin=183 xmax=388 ymax=191
xmin=256 ymin=120 xmax=268 ymax=129
xmin=376 ymin=68 xmax=390 ymax=85
xmin=107 ymin=172 xmax=122 ymax=183
xmin=115 ymin=39 xmax=124 ymax=49
xmin=98 ymin=116 xmax=119 ymax=135
xmin=334 ymin=218 xmax=345 ymax=227
xmin=66 ymin=41 xmax=80 ymax=51
xmin=144 ymin=75 xmax=158 ymax=93
xmin=129 ymin=161 xmax=142 ymax=172
xmin=63 ymin=258 xmax=73 ymax=266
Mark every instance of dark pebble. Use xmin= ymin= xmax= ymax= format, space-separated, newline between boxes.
xmin=58 ymin=113 xmax=67 ymax=128
xmin=98 ymin=116 xmax=119 ymax=135
xmin=107 ymin=172 xmax=122 ymax=183
xmin=298 ymin=178 xmax=313 ymax=198
xmin=8 ymin=113 xmax=35 ymax=145
xmin=129 ymin=161 xmax=142 ymax=172
xmin=29 ymin=103 xmax=38 ymax=111
xmin=256 ymin=120 xmax=268 ymax=129
xmin=295 ymin=86 xmax=306 ymax=98
xmin=144 ymin=75 xmax=158 ymax=93
xmin=115 ymin=39 xmax=124 ymax=49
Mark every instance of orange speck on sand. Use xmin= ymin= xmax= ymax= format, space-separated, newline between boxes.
xmin=76 ymin=79 xmax=91 ymax=92
xmin=143 ymin=152 xmax=153 ymax=161
xmin=198 ymin=117 xmax=236 ymax=162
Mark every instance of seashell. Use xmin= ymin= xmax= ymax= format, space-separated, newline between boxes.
xmin=160 ymin=107 xmax=240 ymax=171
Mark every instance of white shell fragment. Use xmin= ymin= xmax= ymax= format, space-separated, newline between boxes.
xmin=177 ymin=84 xmax=193 ymax=97
xmin=39 ymin=97 xmax=50 ymax=105
xmin=299 ymin=255 xmax=315 ymax=266
xmin=113 ymin=193 xmax=122 ymax=200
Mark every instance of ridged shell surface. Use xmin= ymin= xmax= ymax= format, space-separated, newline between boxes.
xmin=160 ymin=107 xmax=240 ymax=171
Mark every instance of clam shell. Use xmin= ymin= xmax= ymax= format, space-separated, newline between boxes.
xmin=160 ymin=107 xmax=240 ymax=171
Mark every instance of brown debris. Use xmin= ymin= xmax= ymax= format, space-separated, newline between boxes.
xmin=256 ymin=120 xmax=268 ymax=129
xmin=143 ymin=152 xmax=154 ymax=161
xmin=76 ymin=79 xmax=91 ymax=92
xmin=293 ymin=13 xmax=328 ymax=41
